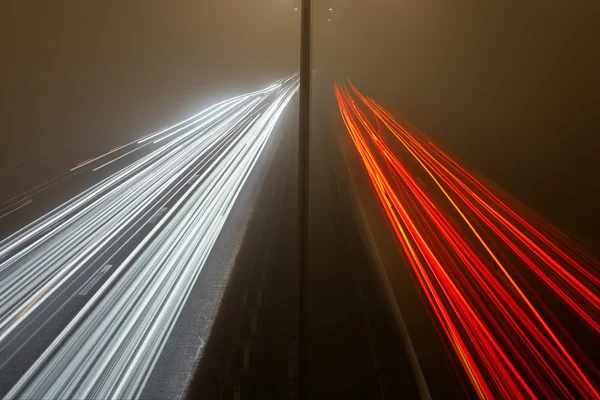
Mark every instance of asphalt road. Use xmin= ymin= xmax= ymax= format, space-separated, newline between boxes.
xmin=6 ymin=75 xmax=594 ymax=399
xmin=0 ymin=78 xmax=299 ymax=399
xmin=189 ymin=79 xmax=428 ymax=399
xmin=331 ymin=80 xmax=600 ymax=398
xmin=0 ymin=77 xmax=458 ymax=399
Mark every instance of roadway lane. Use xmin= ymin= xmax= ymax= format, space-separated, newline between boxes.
xmin=188 ymin=99 xmax=300 ymax=399
xmin=0 ymin=77 xmax=299 ymax=399
xmin=330 ymin=88 xmax=470 ymax=398
xmin=139 ymin=96 xmax=302 ymax=400
xmin=189 ymin=75 xmax=422 ymax=399
xmin=334 ymin=81 xmax=600 ymax=398
xmin=304 ymin=92 xmax=423 ymax=399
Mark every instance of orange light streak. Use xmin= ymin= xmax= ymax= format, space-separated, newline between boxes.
xmin=335 ymin=81 xmax=600 ymax=399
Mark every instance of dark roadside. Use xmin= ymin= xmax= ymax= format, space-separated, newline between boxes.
xmin=187 ymin=85 xmax=423 ymax=398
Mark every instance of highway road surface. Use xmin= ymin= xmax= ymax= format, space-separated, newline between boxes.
xmin=189 ymin=74 xmax=426 ymax=399
xmin=334 ymin=80 xmax=600 ymax=398
xmin=0 ymin=76 xmax=299 ymax=399
xmin=1 ymin=75 xmax=428 ymax=399
xmin=3 ymin=73 xmax=597 ymax=400
xmin=0 ymin=75 xmax=466 ymax=400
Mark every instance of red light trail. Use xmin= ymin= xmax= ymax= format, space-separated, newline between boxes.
xmin=335 ymin=81 xmax=600 ymax=398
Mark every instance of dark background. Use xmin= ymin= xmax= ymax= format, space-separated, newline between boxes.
xmin=320 ymin=0 xmax=600 ymax=241
xmin=2 ymin=0 xmax=599 ymax=241
xmin=1 ymin=0 xmax=299 ymax=167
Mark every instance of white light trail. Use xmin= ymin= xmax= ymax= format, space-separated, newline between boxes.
xmin=0 ymin=75 xmax=299 ymax=399
xmin=92 ymin=145 xmax=146 ymax=172
xmin=0 ymin=200 xmax=33 ymax=220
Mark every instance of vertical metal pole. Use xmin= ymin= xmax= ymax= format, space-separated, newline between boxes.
xmin=298 ymin=0 xmax=311 ymax=398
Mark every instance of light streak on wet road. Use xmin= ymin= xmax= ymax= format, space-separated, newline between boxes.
xmin=335 ymin=81 xmax=599 ymax=398
xmin=0 ymin=76 xmax=298 ymax=399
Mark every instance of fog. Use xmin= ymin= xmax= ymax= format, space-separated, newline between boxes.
xmin=2 ymin=1 xmax=299 ymax=166
xmin=321 ymin=0 xmax=600 ymax=239
xmin=2 ymin=0 xmax=599 ymax=239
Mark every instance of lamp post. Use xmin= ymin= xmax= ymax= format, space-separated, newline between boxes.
xmin=298 ymin=0 xmax=311 ymax=398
